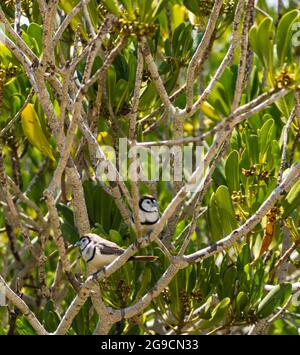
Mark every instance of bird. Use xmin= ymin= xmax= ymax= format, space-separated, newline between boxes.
xmin=75 ymin=233 xmax=157 ymax=271
xmin=131 ymin=195 xmax=160 ymax=233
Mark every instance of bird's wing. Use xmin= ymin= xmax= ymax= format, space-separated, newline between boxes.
xmin=97 ymin=243 xmax=124 ymax=256
xmin=88 ymin=233 xmax=121 ymax=248
xmin=86 ymin=233 xmax=125 ymax=255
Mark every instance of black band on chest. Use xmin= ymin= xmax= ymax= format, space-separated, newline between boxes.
xmin=86 ymin=246 xmax=96 ymax=263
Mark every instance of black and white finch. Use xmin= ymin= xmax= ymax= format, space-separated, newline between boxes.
xmin=75 ymin=233 xmax=157 ymax=271
xmin=131 ymin=195 xmax=160 ymax=232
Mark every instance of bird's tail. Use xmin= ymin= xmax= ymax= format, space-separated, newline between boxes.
xmin=130 ymin=256 xmax=158 ymax=262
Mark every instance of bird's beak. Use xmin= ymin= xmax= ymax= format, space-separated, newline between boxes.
xmin=74 ymin=240 xmax=80 ymax=247
xmin=153 ymin=200 xmax=158 ymax=207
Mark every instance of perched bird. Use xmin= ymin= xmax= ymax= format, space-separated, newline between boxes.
xmin=75 ymin=233 xmax=157 ymax=271
xmin=131 ymin=195 xmax=160 ymax=233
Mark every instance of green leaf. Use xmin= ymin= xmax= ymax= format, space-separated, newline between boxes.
xmin=27 ymin=23 xmax=43 ymax=55
xmin=93 ymin=223 xmax=107 ymax=237
xmin=212 ymin=165 xmax=227 ymax=186
xmin=267 ymin=139 xmax=281 ymax=171
xmin=275 ymin=98 xmax=291 ymax=119
xmin=168 ymin=273 xmax=180 ymax=320
xmin=87 ymin=0 xmax=99 ymax=28
xmin=249 ymin=25 xmax=260 ymax=61
xmin=250 ymin=18 xmax=274 ymax=76
xmin=21 ymin=104 xmax=56 ymax=161
xmin=221 ymin=266 xmax=237 ymax=299
xmin=285 ymin=217 xmax=300 ymax=243
xmin=15 ymin=318 xmax=36 ymax=335
xmin=83 ymin=180 xmax=121 ymax=232
xmin=208 ymin=186 xmax=237 ymax=241
xmin=59 ymin=0 xmax=89 ymax=40
xmin=258 ymin=118 xmax=274 ymax=164
xmin=171 ymin=4 xmax=187 ymax=31
xmin=225 ymin=150 xmax=240 ymax=192
xmin=109 ymin=229 xmax=123 ymax=245
xmin=247 ymin=134 xmax=259 ymax=165
xmin=257 ymin=283 xmax=292 ymax=319
xmin=72 ymin=306 xmax=86 ymax=335
xmin=139 ymin=82 xmax=158 ymax=111
xmin=148 ymin=0 xmax=165 ymax=22
xmin=135 ymin=268 xmax=152 ymax=300
xmin=198 ymin=298 xmax=231 ymax=330
xmin=214 ymin=185 xmax=237 ymax=236
xmin=102 ymin=0 xmax=121 ymax=16
xmin=115 ymin=79 xmax=130 ymax=113
xmin=208 ymin=81 xmax=230 ymax=116
xmin=282 ymin=178 xmax=300 ymax=218
xmin=277 ymin=10 xmax=300 ymax=66
xmin=208 ymin=192 xmax=223 ymax=241
xmin=199 ymin=101 xmax=221 ymax=121
xmin=0 ymin=44 xmax=14 ymax=64
xmin=57 ymin=203 xmax=79 ymax=243
xmin=119 ymin=0 xmax=134 ymax=18
xmin=107 ymin=66 xmax=117 ymax=104
xmin=197 ymin=296 xmax=214 ymax=320
xmin=137 ymin=0 xmax=147 ymax=21
xmin=41 ymin=300 xmax=61 ymax=333
xmin=247 ymin=262 xmax=265 ymax=305
xmin=128 ymin=53 xmax=137 ymax=84
xmin=257 ymin=17 xmax=274 ymax=71
xmin=235 ymin=291 xmax=249 ymax=318
xmin=183 ymin=0 xmax=201 ymax=17
xmin=237 ymin=243 xmax=251 ymax=270
xmin=172 ymin=23 xmax=185 ymax=57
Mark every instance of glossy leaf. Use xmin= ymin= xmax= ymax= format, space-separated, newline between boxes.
xmin=21 ymin=104 xmax=56 ymax=161
xmin=277 ymin=10 xmax=300 ymax=65
xmin=282 ymin=178 xmax=300 ymax=218
xmin=235 ymin=291 xmax=249 ymax=318
xmin=225 ymin=150 xmax=240 ymax=192
xmin=198 ymin=298 xmax=231 ymax=330
xmin=257 ymin=283 xmax=292 ymax=319
xmin=258 ymin=118 xmax=275 ymax=164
